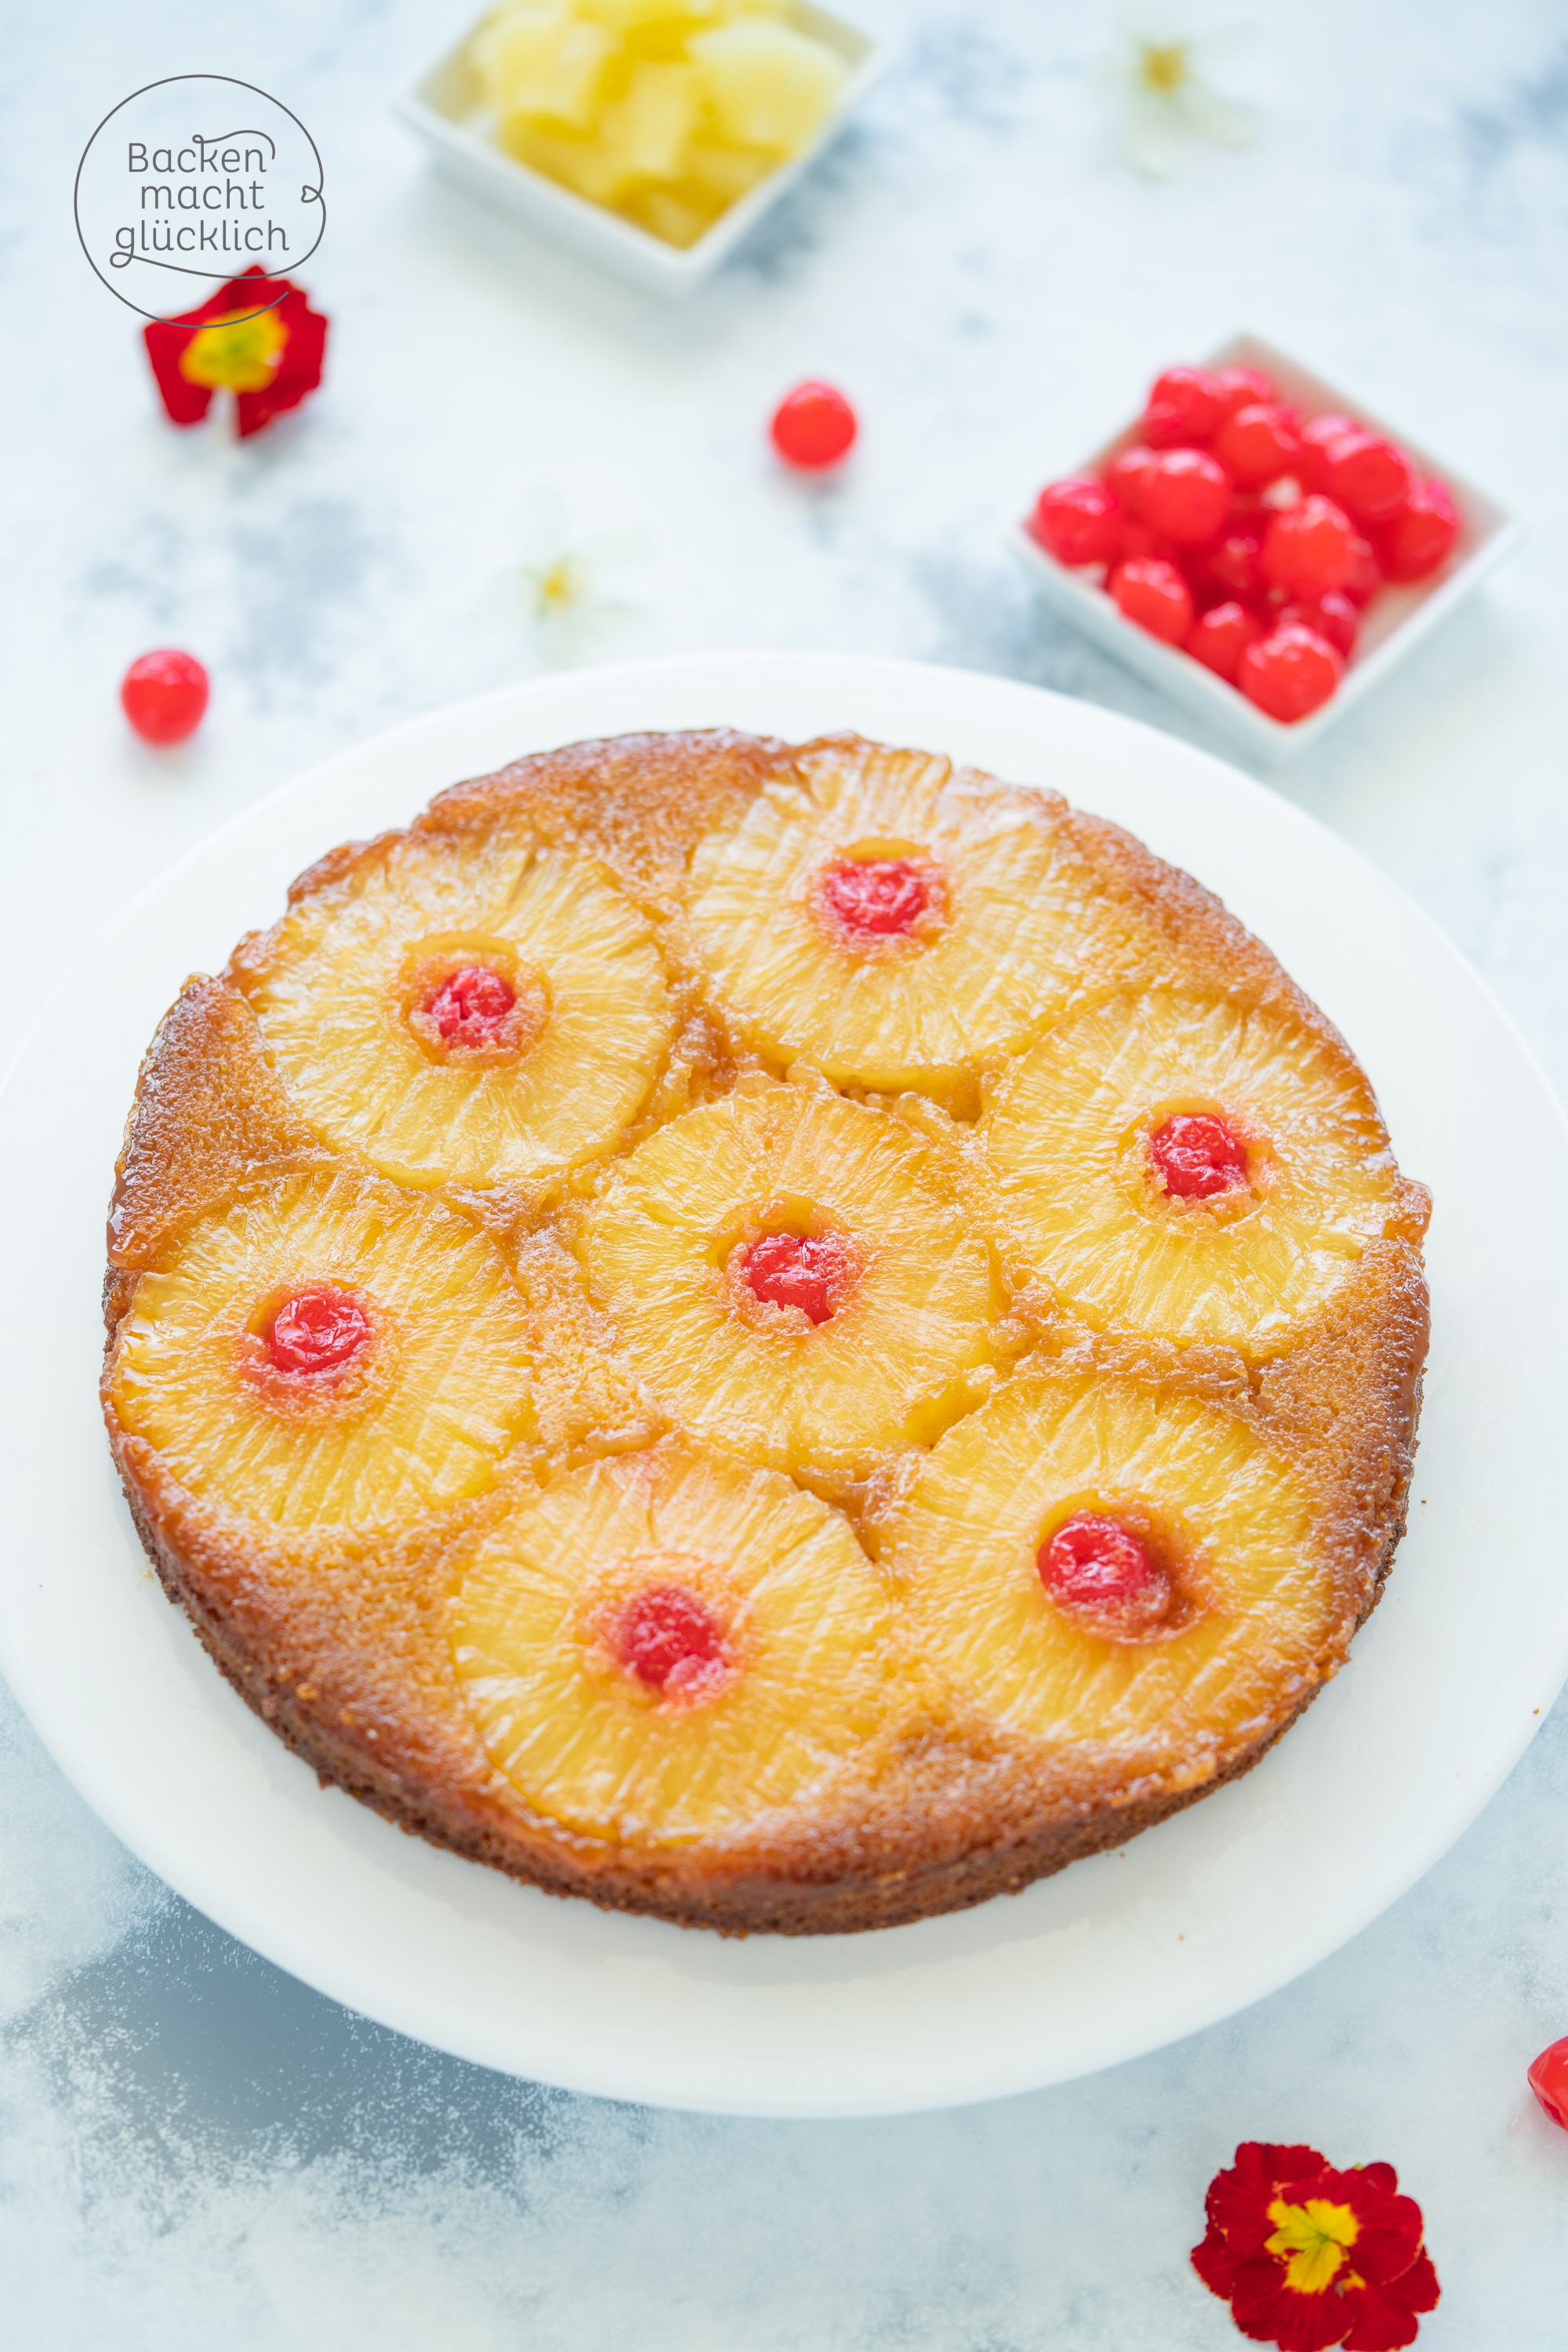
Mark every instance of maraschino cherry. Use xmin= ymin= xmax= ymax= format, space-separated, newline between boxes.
xmin=424 ymin=964 xmax=516 ymax=1048
xmin=1528 ymin=2036 xmax=1568 ymax=2129
xmin=615 ymin=1585 xmax=728 ymax=1697
xmin=819 ymin=856 xmax=935 ymax=941
xmin=1150 ymin=1112 xmax=1249 ymax=1200
xmin=121 ymin=648 xmax=209 ymax=743
xmin=1040 ymin=1512 xmax=1171 ymax=1639
xmin=264 ymin=1286 xmax=371 ymax=1376
xmin=771 ymin=381 xmax=857 ymax=468
xmin=742 ymin=1232 xmax=850 ymax=1326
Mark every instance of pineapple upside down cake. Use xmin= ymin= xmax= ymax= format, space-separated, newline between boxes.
xmin=102 ymin=730 xmax=1429 ymax=1935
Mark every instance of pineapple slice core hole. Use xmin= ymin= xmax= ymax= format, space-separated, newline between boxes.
xmin=812 ymin=842 xmax=949 ymax=950
xmin=401 ymin=937 xmax=550 ymax=1067
xmin=262 ymin=1283 xmax=372 ymax=1377
xmin=713 ymin=1194 xmax=863 ymax=1330
xmin=1122 ymin=1100 xmax=1275 ymax=1225
xmin=1036 ymin=1496 xmax=1207 ymax=1644
xmin=580 ymin=1548 xmax=750 ymax=1712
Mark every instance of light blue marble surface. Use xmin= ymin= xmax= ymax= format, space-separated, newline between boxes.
xmin=4 ymin=2 xmax=1568 ymax=2341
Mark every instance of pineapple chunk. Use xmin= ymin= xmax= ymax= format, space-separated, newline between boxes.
xmin=684 ymin=739 xmax=1152 ymax=1097
xmin=575 ymin=1084 xmax=998 ymax=1479
xmin=688 ymin=19 xmax=846 ymax=151
xmin=596 ymin=60 xmax=702 ymax=177
xmin=108 ymin=1171 xmax=535 ymax=1534
xmin=452 ymin=1440 xmax=908 ymax=1842
xmin=234 ymin=829 xmax=673 ymax=1195
xmin=474 ymin=2 xmax=616 ymax=126
xmin=983 ymin=989 xmax=1400 ymax=1351
xmin=499 ymin=115 xmax=639 ymax=203
xmin=892 ymin=1371 xmax=1336 ymax=1785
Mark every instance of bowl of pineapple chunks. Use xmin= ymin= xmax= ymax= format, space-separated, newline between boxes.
xmin=399 ymin=0 xmax=887 ymax=297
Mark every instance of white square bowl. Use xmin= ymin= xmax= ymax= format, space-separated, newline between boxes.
xmin=397 ymin=3 xmax=888 ymax=301
xmin=1015 ymin=332 xmax=1522 ymax=767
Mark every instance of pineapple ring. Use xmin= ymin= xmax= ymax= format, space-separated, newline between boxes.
xmin=235 ymin=829 xmax=673 ymax=1192
xmin=452 ymin=1442 xmax=907 ymax=1844
xmin=684 ymin=738 xmax=1148 ymax=1096
xmin=108 ymin=1171 xmax=535 ymax=1534
xmin=984 ymin=989 xmax=1400 ymax=1350
xmin=574 ymin=1083 xmax=998 ymax=1477
xmin=893 ymin=1372 xmax=1336 ymax=1789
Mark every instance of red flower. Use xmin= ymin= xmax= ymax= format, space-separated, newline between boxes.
xmin=143 ymin=267 xmax=327 ymax=439
xmin=1192 ymin=2143 xmax=1440 ymax=2350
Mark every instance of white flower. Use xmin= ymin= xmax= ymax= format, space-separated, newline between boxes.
xmin=1095 ymin=2 xmax=1262 ymax=179
xmin=514 ymin=486 xmax=651 ymax=664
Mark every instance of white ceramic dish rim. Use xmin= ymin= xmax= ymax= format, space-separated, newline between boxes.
xmin=397 ymin=0 xmax=891 ymax=296
xmin=1015 ymin=332 xmax=1523 ymax=766
xmin=2 ymin=651 xmax=1566 ymax=2119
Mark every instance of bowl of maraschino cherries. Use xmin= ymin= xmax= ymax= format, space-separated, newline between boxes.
xmin=1018 ymin=336 xmax=1517 ymax=760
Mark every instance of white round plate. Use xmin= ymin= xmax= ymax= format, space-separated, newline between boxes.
xmin=3 ymin=653 xmax=1566 ymax=2119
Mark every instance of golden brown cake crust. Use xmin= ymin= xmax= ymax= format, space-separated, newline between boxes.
xmin=103 ymin=728 xmax=1431 ymax=1936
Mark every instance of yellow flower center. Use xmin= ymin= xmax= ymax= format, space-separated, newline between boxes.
xmin=1265 ymin=2194 xmax=1361 ymax=2296
xmin=1138 ymin=41 xmax=1192 ymax=96
xmin=178 ymin=307 xmax=289 ymax=394
xmin=532 ymin=556 xmax=587 ymax=616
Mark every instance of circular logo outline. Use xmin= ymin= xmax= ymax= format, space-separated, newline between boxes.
xmin=74 ymin=74 xmax=325 ymax=325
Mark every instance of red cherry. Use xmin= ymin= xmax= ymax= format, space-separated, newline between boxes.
xmin=1140 ymin=448 xmax=1231 ymax=546
xmin=1342 ymin=532 xmax=1382 ymax=607
xmin=1213 ymin=365 xmax=1279 ymax=418
xmin=1185 ymin=601 xmax=1265 ymax=684
xmin=615 ymin=1586 xmax=726 ymax=1694
xmin=1212 ymin=403 xmax=1305 ymax=490
xmin=425 ymin=964 xmax=516 ymax=1047
xmin=1323 ymin=431 xmax=1414 ymax=526
xmin=1039 ymin=1512 xmax=1171 ymax=1637
xmin=1150 ymin=1111 xmax=1249 ymax=1198
xmin=1140 ymin=365 xmax=1225 ymax=448
xmin=1109 ymin=557 xmax=1192 ymax=644
xmin=1113 ymin=516 xmax=1175 ymax=564
xmin=1105 ymin=443 xmax=1160 ymax=518
xmin=1528 ymin=2037 xmax=1568 ymax=2130
xmin=1377 ymin=477 xmax=1459 ymax=581
xmin=121 ymin=648 xmax=209 ymax=744
xmin=819 ymin=855 xmax=933 ymax=940
xmin=1278 ymin=590 xmax=1358 ymax=659
xmin=1298 ymin=412 xmax=1359 ymax=489
xmin=770 ymin=380 xmax=857 ymax=469
xmin=1028 ymin=477 xmax=1121 ymax=568
xmin=1239 ymin=626 xmax=1343 ymax=722
xmin=742 ymin=1232 xmax=851 ymax=1326
xmin=1261 ymin=495 xmax=1356 ymax=596
xmin=265 ymin=1286 xmax=372 ymax=1377
xmin=1195 ymin=528 xmax=1265 ymax=604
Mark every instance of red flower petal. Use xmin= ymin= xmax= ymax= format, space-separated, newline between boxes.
xmin=1191 ymin=2223 xmax=1240 ymax=2299
xmin=1229 ymin=2256 xmax=1349 ymax=2350
xmin=142 ymin=320 xmax=214 ymax=426
xmin=1357 ymin=2163 xmax=1399 ymax=2196
xmin=1338 ymin=2255 xmax=1440 ymax=2352
xmin=1207 ymin=2143 xmax=1331 ymax=2251
xmin=140 ymin=267 xmax=325 ymax=439
xmin=1309 ymin=2171 xmax=1424 ymax=2287
xmin=234 ymin=286 xmax=327 ymax=437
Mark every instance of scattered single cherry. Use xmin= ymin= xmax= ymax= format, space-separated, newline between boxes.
xmin=615 ymin=1585 xmax=728 ymax=1696
xmin=1039 ymin=1512 xmax=1171 ymax=1638
xmin=1185 ymin=601 xmax=1264 ymax=684
xmin=1141 ymin=448 xmax=1231 ymax=545
xmin=819 ymin=855 xmax=935 ymax=941
xmin=424 ymin=964 xmax=516 ymax=1048
xmin=121 ymin=648 xmax=209 ymax=744
xmin=264 ymin=1285 xmax=372 ymax=1376
xmin=742 ymin=1232 xmax=851 ymax=1326
xmin=1140 ymin=365 xmax=1225 ymax=448
xmin=1150 ymin=1112 xmax=1250 ymax=1200
xmin=1239 ymin=624 xmax=1343 ymax=722
xmin=1261 ymin=495 xmax=1355 ymax=596
xmin=1110 ymin=556 xmax=1192 ymax=644
xmin=1377 ymin=476 xmax=1459 ymax=581
xmin=1528 ymin=2037 xmax=1568 ymax=2131
xmin=770 ymin=380 xmax=857 ymax=469
xmin=1027 ymin=477 xmax=1120 ymax=568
